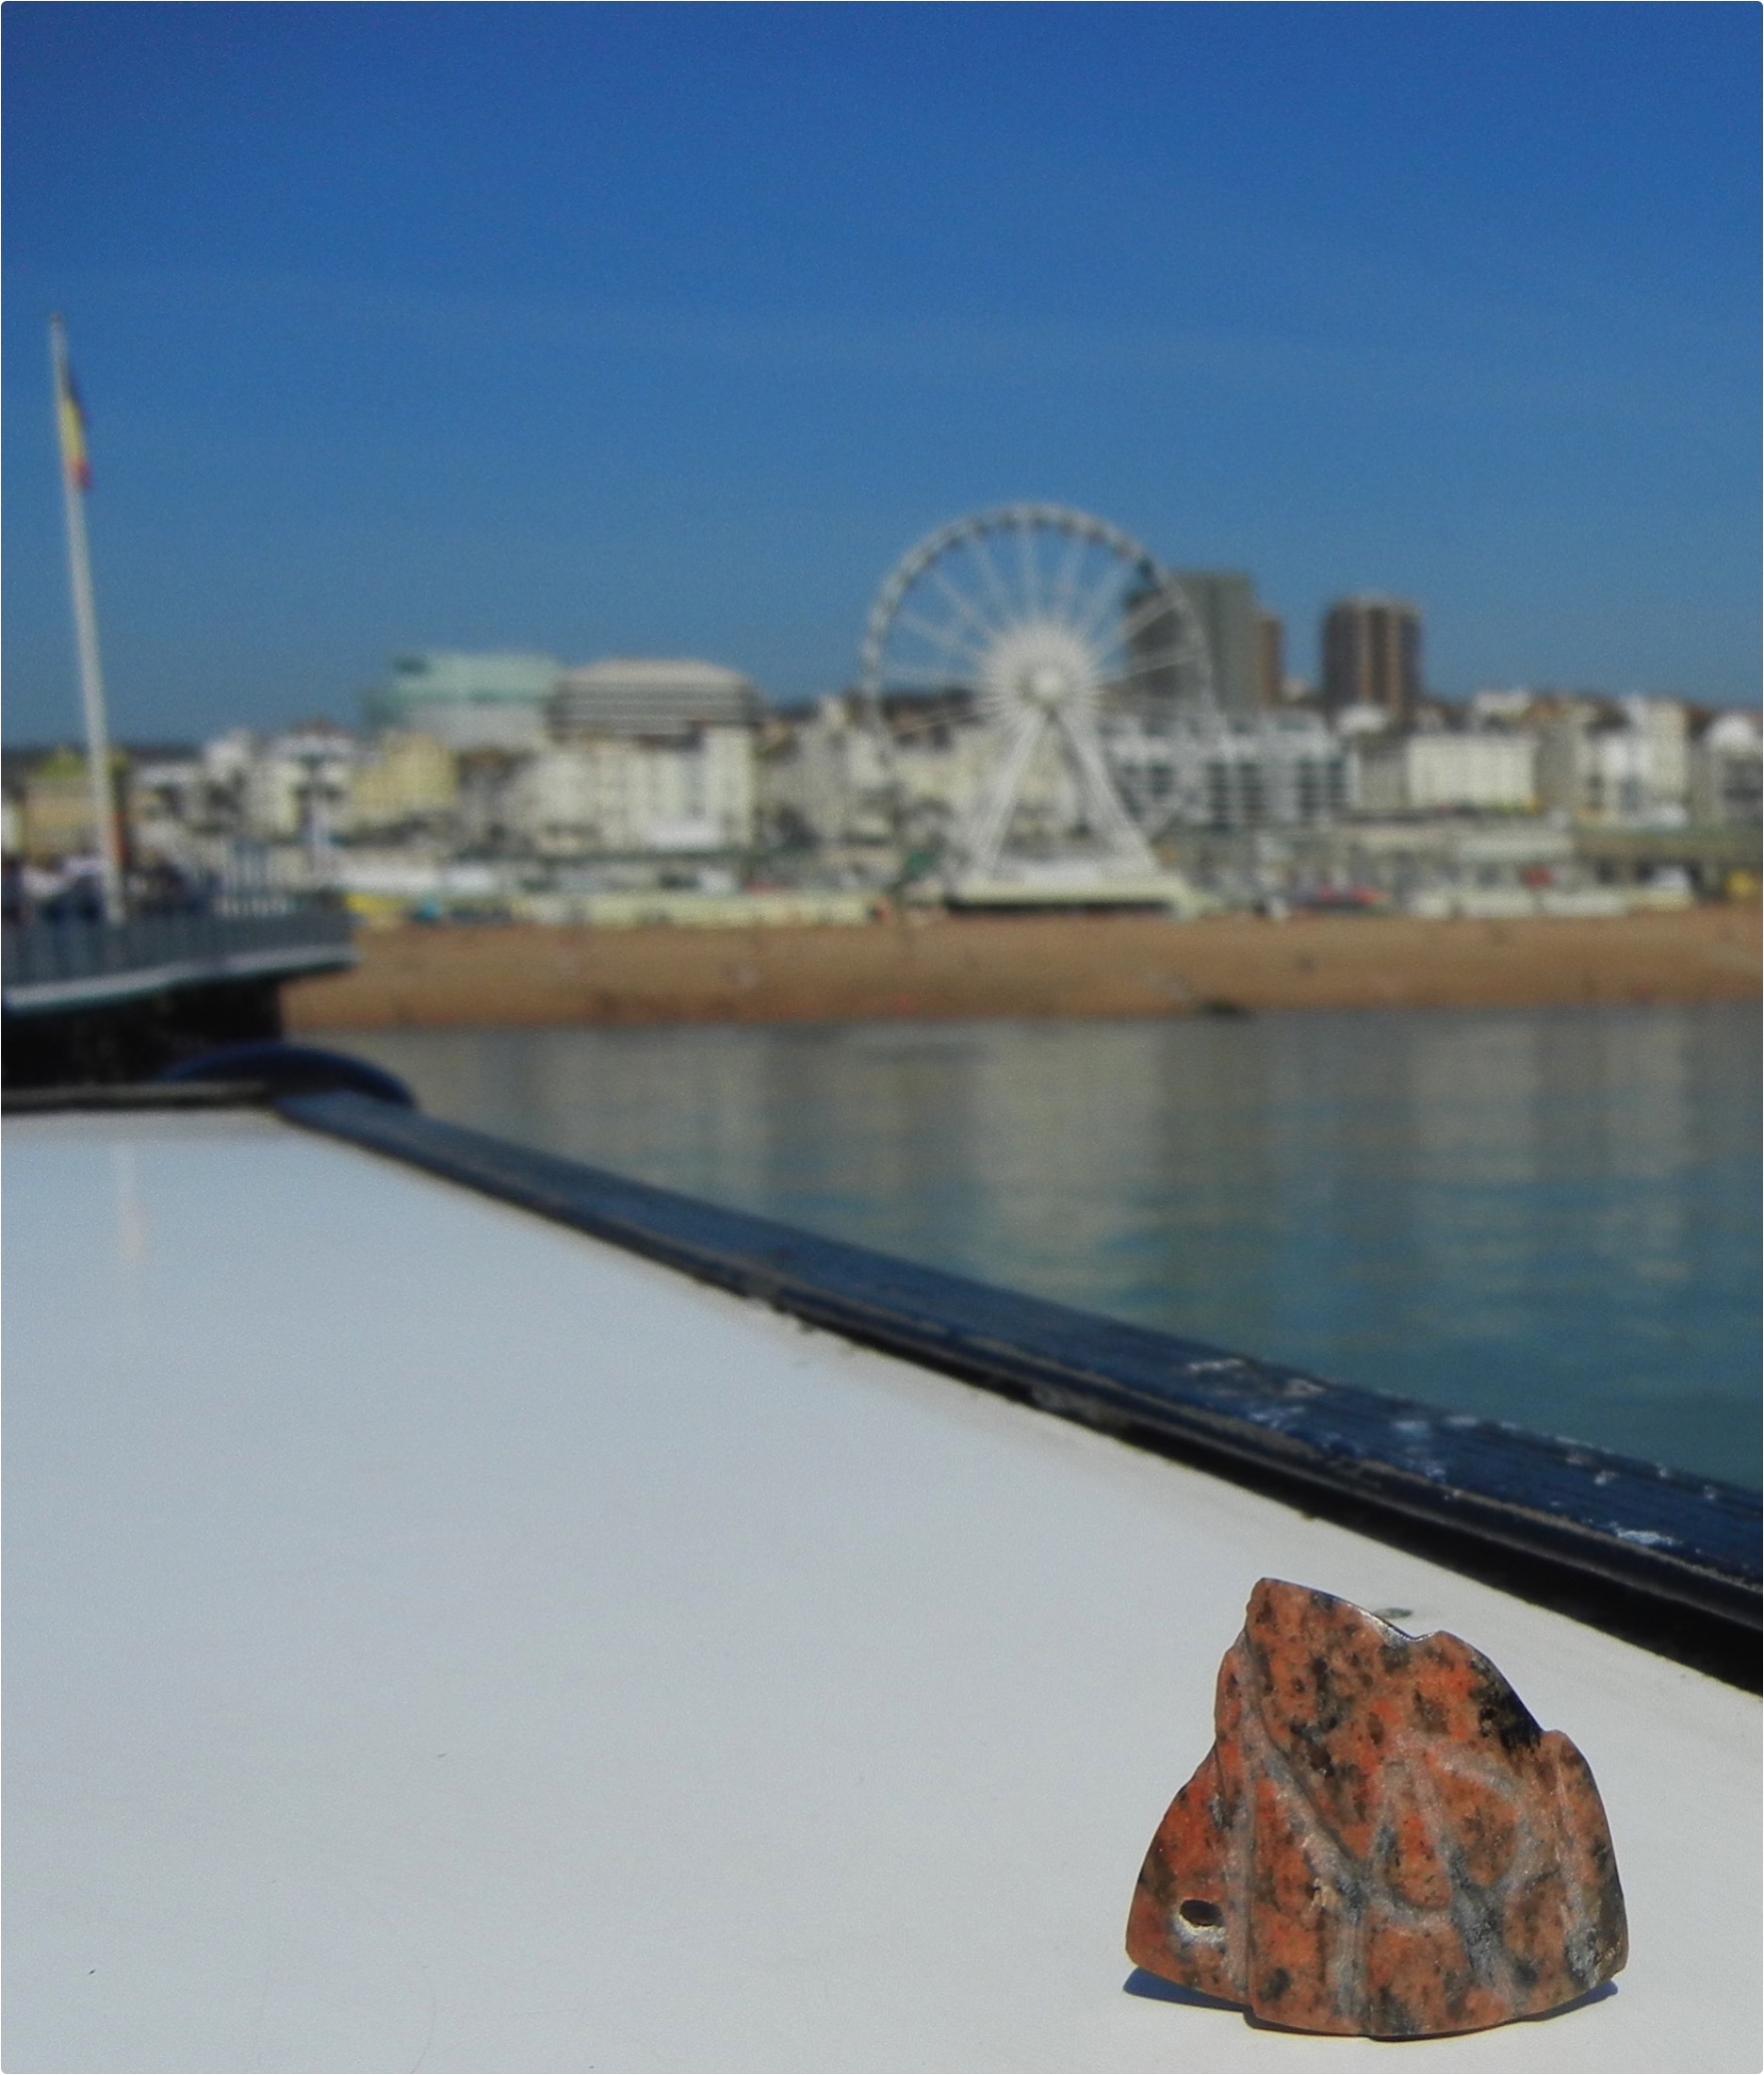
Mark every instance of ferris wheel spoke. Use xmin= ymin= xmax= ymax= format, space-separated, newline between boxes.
xmin=1012 ymin=516 xmax=1042 ymax=617
xmin=1104 ymin=643 xmax=1195 ymax=687
xmin=893 ymin=607 xmax=988 ymax=672
xmin=924 ymin=563 xmax=1008 ymax=647
xmin=1051 ymin=527 xmax=1088 ymax=625
xmin=960 ymin=707 xmax=1046 ymax=875
xmin=1057 ymin=711 xmax=1154 ymax=861
xmin=1072 ymin=559 xmax=1135 ymax=645
xmin=1115 ymin=581 xmax=1188 ymax=652
xmin=967 ymin=528 xmax=1022 ymax=628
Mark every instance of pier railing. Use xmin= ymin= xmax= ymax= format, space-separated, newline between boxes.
xmin=2 ymin=898 xmax=354 ymax=1015
xmin=276 ymin=1084 xmax=1760 ymax=1676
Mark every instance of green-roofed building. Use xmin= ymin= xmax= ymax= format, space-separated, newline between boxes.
xmin=365 ymin=651 xmax=561 ymax=750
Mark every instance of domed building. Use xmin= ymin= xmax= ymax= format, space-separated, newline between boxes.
xmin=548 ymin=658 xmax=763 ymax=742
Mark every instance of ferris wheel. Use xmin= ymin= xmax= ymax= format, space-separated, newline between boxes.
xmin=859 ymin=504 xmax=1215 ymax=880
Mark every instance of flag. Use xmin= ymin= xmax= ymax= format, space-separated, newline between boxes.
xmin=57 ymin=357 xmax=91 ymax=493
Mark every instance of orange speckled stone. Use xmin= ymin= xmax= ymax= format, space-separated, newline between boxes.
xmin=1127 ymin=1580 xmax=1627 ymax=2038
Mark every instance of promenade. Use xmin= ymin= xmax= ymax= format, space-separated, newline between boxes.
xmin=286 ymin=903 xmax=1761 ymax=1030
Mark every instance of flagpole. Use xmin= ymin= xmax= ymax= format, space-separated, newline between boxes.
xmin=49 ymin=313 xmax=125 ymax=923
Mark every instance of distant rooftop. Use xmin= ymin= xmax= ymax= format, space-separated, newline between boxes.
xmin=381 ymin=651 xmax=561 ymax=707
xmin=550 ymin=656 xmax=763 ymax=738
xmin=365 ymin=652 xmax=563 ymax=751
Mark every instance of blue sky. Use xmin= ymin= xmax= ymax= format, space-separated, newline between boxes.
xmin=4 ymin=2 xmax=1757 ymax=743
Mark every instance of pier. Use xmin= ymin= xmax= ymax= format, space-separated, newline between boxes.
xmin=3 ymin=897 xmax=354 ymax=1086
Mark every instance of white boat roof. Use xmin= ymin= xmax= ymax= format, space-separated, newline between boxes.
xmin=7 ymin=1108 xmax=1758 ymax=2073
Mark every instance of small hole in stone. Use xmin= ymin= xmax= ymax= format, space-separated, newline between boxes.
xmin=1178 ymin=1899 xmax=1225 ymax=1929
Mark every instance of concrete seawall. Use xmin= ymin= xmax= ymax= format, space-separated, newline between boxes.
xmin=286 ymin=904 xmax=1761 ymax=1030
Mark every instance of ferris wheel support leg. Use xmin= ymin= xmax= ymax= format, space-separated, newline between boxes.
xmin=956 ymin=708 xmax=1047 ymax=880
xmin=1058 ymin=711 xmax=1157 ymax=869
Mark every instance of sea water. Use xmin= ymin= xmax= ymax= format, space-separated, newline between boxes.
xmin=330 ymin=1002 xmax=1760 ymax=1487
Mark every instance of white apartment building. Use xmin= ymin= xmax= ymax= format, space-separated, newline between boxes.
xmin=761 ymin=697 xmax=898 ymax=848
xmin=887 ymin=711 xmax=1000 ymax=845
xmin=1104 ymin=712 xmax=1348 ymax=831
xmin=188 ymin=727 xmax=359 ymax=845
xmin=1352 ymin=729 xmax=1537 ymax=815
xmin=504 ymin=728 xmax=756 ymax=857
xmin=1690 ymin=710 xmax=1763 ymax=826
xmin=1535 ymin=696 xmax=1690 ymax=825
xmin=126 ymin=751 xmax=208 ymax=862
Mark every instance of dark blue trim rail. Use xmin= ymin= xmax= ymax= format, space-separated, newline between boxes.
xmin=281 ymin=1088 xmax=1761 ymax=1659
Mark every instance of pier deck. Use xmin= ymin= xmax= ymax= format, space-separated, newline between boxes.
xmin=6 ymin=1106 xmax=1758 ymax=2071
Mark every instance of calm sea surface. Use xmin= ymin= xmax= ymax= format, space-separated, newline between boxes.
xmin=328 ymin=1004 xmax=1760 ymax=1487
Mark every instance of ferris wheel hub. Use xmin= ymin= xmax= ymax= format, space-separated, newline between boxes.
xmin=983 ymin=619 xmax=1099 ymax=719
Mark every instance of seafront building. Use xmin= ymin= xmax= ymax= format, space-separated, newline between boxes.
xmin=498 ymin=729 xmax=758 ymax=858
xmin=365 ymin=651 xmax=560 ymax=750
xmin=1534 ymin=694 xmax=1690 ymax=825
xmin=12 ymin=745 xmax=108 ymax=860
xmin=1352 ymin=724 xmax=1538 ymax=816
xmin=7 ymin=453 xmax=1754 ymax=915
xmin=1321 ymin=596 xmax=1424 ymax=725
xmin=348 ymin=731 xmax=461 ymax=838
xmin=760 ymin=694 xmax=901 ymax=855
xmin=549 ymin=657 xmax=763 ymax=739
xmin=6 ymin=631 xmax=1757 ymax=919
xmin=1117 ymin=569 xmax=1263 ymax=716
xmin=178 ymin=724 xmax=359 ymax=851
xmin=1254 ymin=610 xmax=1285 ymax=709
xmin=1164 ymin=570 xmax=1260 ymax=715
xmin=1103 ymin=711 xmax=1348 ymax=831
xmin=1691 ymin=709 xmax=1764 ymax=826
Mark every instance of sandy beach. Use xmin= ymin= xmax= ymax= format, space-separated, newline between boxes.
xmin=286 ymin=903 xmax=1760 ymax=1031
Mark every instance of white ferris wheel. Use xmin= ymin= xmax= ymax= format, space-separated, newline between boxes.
xmin=859 ymin=505 xmax=1215 ymax=882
